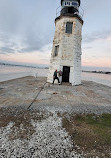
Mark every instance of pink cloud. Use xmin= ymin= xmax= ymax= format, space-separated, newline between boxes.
xmin=82 ymin=58 xmax=111 ymax=68
xmin=107 ymin=37 xmax=111 ymax=41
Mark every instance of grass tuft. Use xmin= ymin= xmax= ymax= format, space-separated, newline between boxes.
xmin=62 ymin=113 xmax=111 ymax=157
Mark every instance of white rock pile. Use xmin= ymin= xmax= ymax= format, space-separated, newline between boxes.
xmin=0 ymin=114 xmax=83 ymax=158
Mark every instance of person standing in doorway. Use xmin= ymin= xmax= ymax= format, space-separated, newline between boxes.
xmin=53 ymin=70 xmax=60 ymax=84
xmin=58 ymin=70 xmax=63 ymax=85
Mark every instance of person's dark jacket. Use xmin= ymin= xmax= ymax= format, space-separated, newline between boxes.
xmin=54 ymin=71 xmax=57 ymax=78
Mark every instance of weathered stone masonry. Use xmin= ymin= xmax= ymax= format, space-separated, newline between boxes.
xmin=47 ymin=16 xmax=83 ymax=85
xmin=47 ymin=0 xmax=83 ymax=85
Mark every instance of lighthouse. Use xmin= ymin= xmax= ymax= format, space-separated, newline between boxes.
xmin=47 ymin=0 xmax=83 ymax=85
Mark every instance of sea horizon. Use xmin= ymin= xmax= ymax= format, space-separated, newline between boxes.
xmin=0 ymin=62 xmax=111 ymax=73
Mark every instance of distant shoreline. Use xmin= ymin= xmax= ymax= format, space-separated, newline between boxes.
xmin=0 ymin=62 xmax=49 ymax=69
xmin=82 ymin=70 xmax=111 ymax=75
xmin=0 ymin=62 xmax=111 ymax=75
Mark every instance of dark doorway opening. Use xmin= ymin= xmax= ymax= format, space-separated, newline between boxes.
xmin=62 ymin=66 xmax=70 ymax=82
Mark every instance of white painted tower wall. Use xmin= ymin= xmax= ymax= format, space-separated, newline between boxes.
xmin=47 ymin=16 xmax=83 ymax=85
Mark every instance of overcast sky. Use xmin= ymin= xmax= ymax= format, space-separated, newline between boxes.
xmin=0 ymin=0 xmax=111 ymax=68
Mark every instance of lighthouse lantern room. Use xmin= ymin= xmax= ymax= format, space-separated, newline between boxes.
xmin=47 ymin=0 xmax=83 ymax=85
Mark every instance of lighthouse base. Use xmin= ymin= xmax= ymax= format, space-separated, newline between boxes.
xmin=47 ymin=60 xmax=81 ymax=86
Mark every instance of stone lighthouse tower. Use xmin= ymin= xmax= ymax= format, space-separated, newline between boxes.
xmin=47 ymin=0 xmax=83 ymax=85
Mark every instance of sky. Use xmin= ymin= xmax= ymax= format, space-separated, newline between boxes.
xmin=0 ymin=0 xmax=111 ymax=69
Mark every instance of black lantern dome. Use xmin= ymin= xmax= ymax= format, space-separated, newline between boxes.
xmin=60 ymin=0 xmax=81 ymax=16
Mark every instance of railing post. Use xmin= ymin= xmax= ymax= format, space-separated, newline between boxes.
xmin=56 ymin=6 xmax=61 ymax=17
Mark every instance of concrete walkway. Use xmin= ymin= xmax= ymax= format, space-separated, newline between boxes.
xmin=0 ymin=76 xmax=111 ymax=114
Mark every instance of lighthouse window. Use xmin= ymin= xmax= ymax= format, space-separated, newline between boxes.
xmin=66 ymin=2 xmax=69 ymax=5
xmin=54 ymin=45 xmax=59 ymax=57
xmin=66 ymin=22 xmax=73 ymax=34
xmin=72 ymin=1 xmax=78 ymax=7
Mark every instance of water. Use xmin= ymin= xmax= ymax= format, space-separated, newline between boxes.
xmin=82 ymin=72 xmax=111 ymax=87
xmin=0 ymin=65 xmax=111 ymax=87
xmin=0 ymin=65 xmax=48 ymax=82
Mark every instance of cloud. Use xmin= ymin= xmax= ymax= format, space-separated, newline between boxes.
xmin=20 ymin=31 xmax=53 ymax=53
xmin=83 ymin=46 xmax=92 ymax=50
xmin=107 ymin=37 xmax=111 ymax=41
xmin=0 ymin=27 xmax=53 ymax=54
xmin=0 ymin=0 xmax=55 ymax=55
xmin=83 ymin=30 xmax=111 ymax=43
xmin=0 ymin=47 xmax=15 ymax=54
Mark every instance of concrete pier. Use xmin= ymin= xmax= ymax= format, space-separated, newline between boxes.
xmin=0 ymin=76 xmax=111 ymax=113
